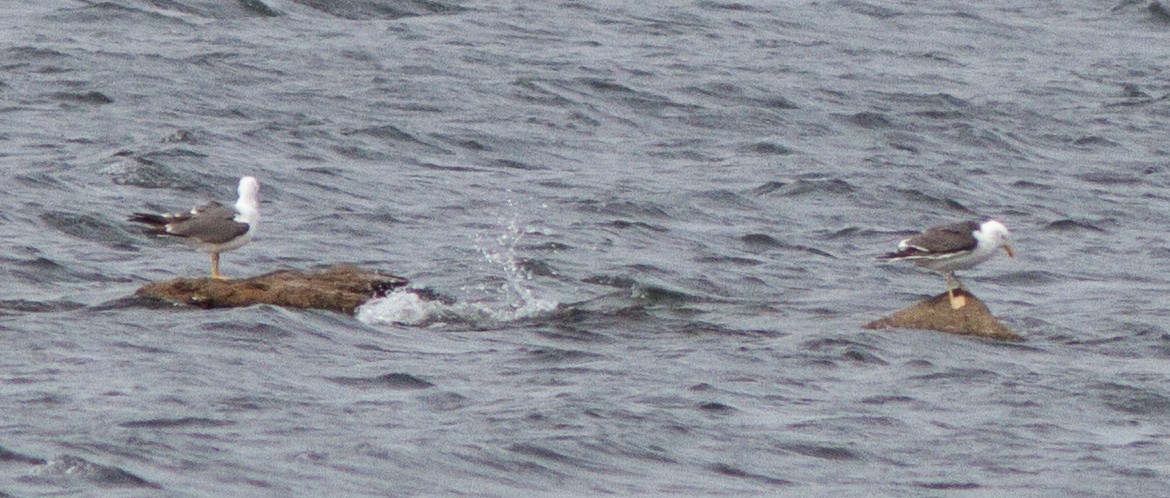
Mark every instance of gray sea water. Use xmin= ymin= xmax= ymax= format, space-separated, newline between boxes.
xmin=3 ymin=0 xmax=1170 ymax=495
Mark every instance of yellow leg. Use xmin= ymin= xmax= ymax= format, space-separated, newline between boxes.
xmin=211 ymin=252 xmax=224 ymax=280
xmin=945 ymin=272 xmax=965 ymax=310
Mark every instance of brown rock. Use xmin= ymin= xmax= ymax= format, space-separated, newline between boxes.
xmin=864 ymin=288 xmax=1022 ymax=342
xmin=136 ymin=264 xmax=408 ymax=314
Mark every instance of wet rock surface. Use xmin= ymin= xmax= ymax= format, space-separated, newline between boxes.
xmin=865 ymin=289 xmax=1021 ymax=342
xmin=136 ymin=264 xmax=409 ymax=314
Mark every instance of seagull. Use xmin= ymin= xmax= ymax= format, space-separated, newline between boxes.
xmin=129 ymin=176 xmax=260 ymax=280
xmin=877 ymin=219 xmax=1014 ymax=308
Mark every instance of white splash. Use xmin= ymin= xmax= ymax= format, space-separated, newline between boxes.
xmin=469 ymin=210 xmax=559 ymax=322
xmin=357 ymin=203 xmax=558 ymax=328
xmin=355 ymin=290 xmax=452 ymax=327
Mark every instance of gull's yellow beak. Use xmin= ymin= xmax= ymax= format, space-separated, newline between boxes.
xmin=1004 ymin=244 xmax=1015 ymax=258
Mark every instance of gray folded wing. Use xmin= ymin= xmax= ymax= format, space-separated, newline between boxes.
xmin=909 ymin=221 xmax=980 ymax=252
xmin=881 ymin=221 xmax=979 ymax=259
xmin=164 ymin=201 xmax=250 ymax=244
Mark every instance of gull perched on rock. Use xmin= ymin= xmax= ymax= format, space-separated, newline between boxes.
xmin=877 ymin=219 xmax=1014 ymax=309
xmin=130 ymin=176 xmax=260 ymax=280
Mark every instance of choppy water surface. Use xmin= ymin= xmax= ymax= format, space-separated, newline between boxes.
xmin=3 ymin=0 xmax=1170 ymax=495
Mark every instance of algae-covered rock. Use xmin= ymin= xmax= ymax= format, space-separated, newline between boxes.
xmin=136 ymin=264 xmax=408 ymax=314
xmin=864 ymin=288 xmax=1021 ymax=342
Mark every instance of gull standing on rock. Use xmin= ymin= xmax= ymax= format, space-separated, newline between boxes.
xmin=877 ymin=219 xmax=1014 ymax=309
xmin=129 ymin=176 xmax=260 ymax=280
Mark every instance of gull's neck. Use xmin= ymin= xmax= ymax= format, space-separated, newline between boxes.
xmin=234 ymin=177 xmax=260 ymax=222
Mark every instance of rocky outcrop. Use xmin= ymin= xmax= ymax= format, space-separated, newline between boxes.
xmin=136 ymin=264 xmax=408 ymax=314
xmin=864 ymin=289 xmax=1022 ymax=342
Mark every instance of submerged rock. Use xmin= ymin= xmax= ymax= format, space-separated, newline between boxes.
xmin=136 ymin=264 xmax=408 ymax=314
xmin=864 ymin=288 xmax=1022 ymax=342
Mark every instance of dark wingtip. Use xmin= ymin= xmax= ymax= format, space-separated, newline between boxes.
xmin=876 ymin=248 xmax=918 ymax=261
xmin=128 ymin=213 xmax=167 ymax=225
